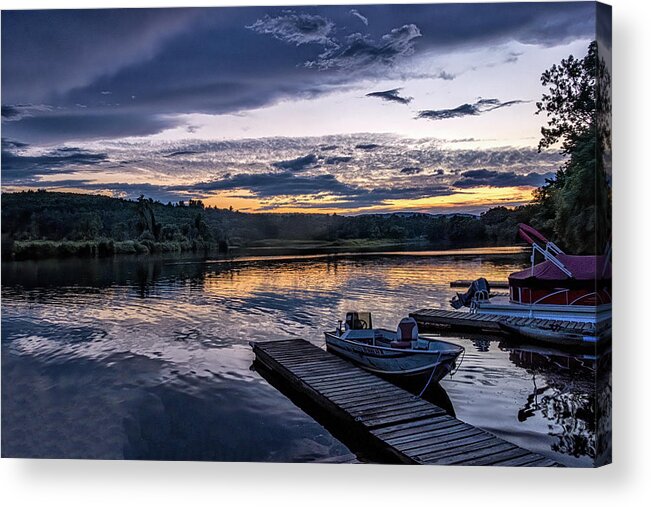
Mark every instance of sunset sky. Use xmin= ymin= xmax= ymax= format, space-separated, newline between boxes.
xmin=1 ymin=3 xmax=598 ymax=214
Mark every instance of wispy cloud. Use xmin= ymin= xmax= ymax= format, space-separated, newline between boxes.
xmin=366 ymin=88 xmax=412 ymax=105
xmin=247 ymin=12 xmax=335 ymax=46
xmin=307 ymin=24 xmax=422 ymax=71
xmin=2 ymin=104 xmax=53 ymax=122
xmin=418 ymin=98 xmax=528 ymax=120
xmin=349 ymin=9 xmax=369 ymax=27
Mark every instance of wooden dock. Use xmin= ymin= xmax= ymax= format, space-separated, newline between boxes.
xmin=252 ymin=339 xmax=558 ymax=467
xmin=450 ymin=279 xmax=509 ymax=289
xmin=411 ymin=308 xmax=596 ymax=336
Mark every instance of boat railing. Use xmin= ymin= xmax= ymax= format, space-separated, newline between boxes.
xmin=533 ymin=288 xmax=570 ymax=305
xmin=531 ymin=242 xmax=573 ymax=278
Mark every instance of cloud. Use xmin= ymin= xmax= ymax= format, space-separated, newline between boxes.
xmin=355 ymin=143 xmax=381 ymax=150
xmin=187 ymin=171 xmax=356 ymax=198
xmin=1 ymin=142 xmax=108 ymax=183
xmin=163 ymin=150 xmax=200 ymax=158
xmin=366 ymin=88 xmax=412 ymax=105
xmin=2 ymin=133 xmax=564 ymax=210
xmin=2 ymin=5 xmax=595 ymax=143
xmin=307 ymin=24 xmax=422 ymax=71
xmin=2 ymin=10 xmax=200 ymax=103
xmin=2 ymin=104 xmax=53 ymax=122
xmin=453 ymin=169 xmax=556 ymax=188
xmin=349 ymin=9 xmax=369 ymax=26
xmin=324 ymin=156 xmax=353 ymax=164
xmin=418 ymin=98 xmax=528 ymax=120
xmin=437 ymin=71 xmax=456 ymax=80
xmin=3 ymin=112 xmax=179 ymax=144
xmin=272 ymin=153 xmax=319 ymax=172
xmin=247 ymin=12 xmax=335 ymax=46
xmin=400 ymin=167 xmax=422 ymax=175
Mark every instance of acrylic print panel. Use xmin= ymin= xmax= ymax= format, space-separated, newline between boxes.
xmin=0 ymin=2 xmax=611 ymax=467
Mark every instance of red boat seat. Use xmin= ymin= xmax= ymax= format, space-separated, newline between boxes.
xmin=396 ymin=317 xmax=419 ymax=341
xmin=393 ymin=318 xmax=418 ymax=348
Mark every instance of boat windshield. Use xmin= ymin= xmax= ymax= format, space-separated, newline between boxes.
xmin=345 ymin=312 xmax=373 ymax=330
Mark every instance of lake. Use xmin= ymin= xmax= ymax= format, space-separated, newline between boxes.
xmin=1 ymin=247 xmax=607 ymax=466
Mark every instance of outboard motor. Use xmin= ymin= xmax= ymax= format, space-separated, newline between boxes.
xmin=450 ymin=278 xmax=491 ymax=309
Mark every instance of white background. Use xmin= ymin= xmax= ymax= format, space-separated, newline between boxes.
xmin=1 ymin=0 xmax=649 ymax=505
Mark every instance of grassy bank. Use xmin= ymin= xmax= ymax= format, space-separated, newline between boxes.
xmin=7 ymin=238 xmax=221 ymax=261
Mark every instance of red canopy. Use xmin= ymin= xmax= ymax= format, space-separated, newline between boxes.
xmin=509 ymin=255 xmax=611 ymax=288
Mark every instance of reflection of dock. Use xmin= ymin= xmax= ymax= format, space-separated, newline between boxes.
xmin=450 ymin=279 xmax=509 ymax=289
xmin=251 ymin=339 xmax=558 ymax=466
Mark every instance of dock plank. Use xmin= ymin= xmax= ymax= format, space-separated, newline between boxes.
xmin=251 ymin=339 xmax=558 ymax=467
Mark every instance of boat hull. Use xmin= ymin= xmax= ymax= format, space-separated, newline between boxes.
xmin=324 ymin=332 xmax=462 ymax=382
xmin=498 ymin=321 xmax=609 ymax=348
xmin=473 ymin=299 xmax=612 ymax=324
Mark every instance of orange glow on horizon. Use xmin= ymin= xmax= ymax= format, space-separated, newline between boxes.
xmin=202 ymin=186 xmax=535 ymax=214
xmin=5 ymin=185 xmax=535 ymax=215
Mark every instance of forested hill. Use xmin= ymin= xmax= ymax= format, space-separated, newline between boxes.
xmin=1 ymin=191 xmax=531 ymax=260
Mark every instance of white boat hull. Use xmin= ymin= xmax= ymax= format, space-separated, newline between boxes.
xmin=473 ymin=299 xmax=612 ymax=324
xmin=324 ymin=330 xmax=463 ymax=381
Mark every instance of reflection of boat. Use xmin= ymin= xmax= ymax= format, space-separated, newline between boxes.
xmin=453 ymin=224 xmax=612 ymax=325
xmin=324 ymin=312 xmax=464 ymax=383
xmin=498 ymin=340 xmax=608 ymax=464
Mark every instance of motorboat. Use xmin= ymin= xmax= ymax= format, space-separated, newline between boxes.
xmin=324 ymin=312 xmax=464 ymax=384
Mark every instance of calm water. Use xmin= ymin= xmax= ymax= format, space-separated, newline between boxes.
xmin=1 ymin=248 xmax=607 ymax=466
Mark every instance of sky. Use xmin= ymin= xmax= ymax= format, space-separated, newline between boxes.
xmin=1 ymin=2 xmax=598 ymax=214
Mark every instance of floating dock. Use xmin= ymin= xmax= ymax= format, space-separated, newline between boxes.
xmin=252 ymin=339 xmax=558 ymax=466
xmin=410 ymin=308 xmax=596 ymax=336
xmin=450 ymin=279 xmax=510 ymax=289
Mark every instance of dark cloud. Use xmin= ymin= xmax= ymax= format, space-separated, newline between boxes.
xmin=366 ymin=88 xmax=412 ymax=105
xmin=3 ymin=112 xmax=179 ymax=144
xmin=355 ymin=143 xmax=381 ymax=151
xmin=163 ymin=150 xmax=200 ymax=158
xmin=272 ymin=153 xmax=319 ymax=172
xmin=453 ymin=169 xmax=555 ymax=188
xmin=350 ymin=9 xmax=369 ymax=27
xmin=1 ymin=138 xmax=29 ymax=150
xmin=324 ymin=156 xmax=353 ymax=165
xmin=307 ymin=24 xmax=422 ymax=71
xmin=418 ymin=98 xmax=528 ymax=120
xmin=187 ymin=171 xmax=356 ymax=198
xmin=400 ymin=167 xmax=422 ymax=175
xmin=247 ymin=11 xmax=335 ymax=46
xmin=1 ymin=9 xmax=200 ymax=103
xmin=2 ymin=104 xmax=53 ymax=121
xmin=2 ymin=5 xmax=595 ymax=143
xmin=437 ymin=71 xmax=455 ymax=81
xmin=1 ymin=143 xmax=108 ymax=183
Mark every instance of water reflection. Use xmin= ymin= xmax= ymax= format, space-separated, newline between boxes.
xmin=1 ymin=248 xmax=604 ymax=465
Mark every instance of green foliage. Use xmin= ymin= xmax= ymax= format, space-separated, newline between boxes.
xmin=533 ymin=40 xmax=612 ymax=254
xmin=536 ymin=41 xmax=597 ymax=153
xmin=1 ymin=191 xmax=526 ymax=260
